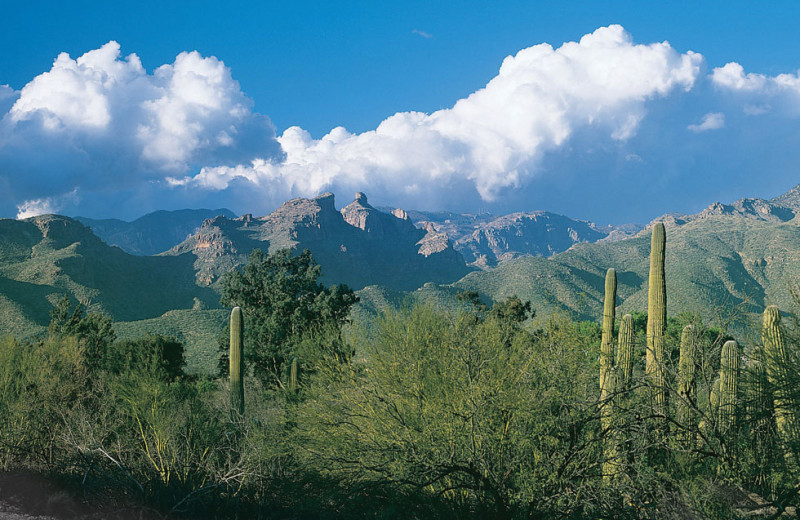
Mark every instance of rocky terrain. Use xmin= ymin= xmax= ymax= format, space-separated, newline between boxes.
xmin=406 ymin=209 xmax=641 ymax=266
xmin=166 ymin=192 xmax=471 ymax=291
xmin=77 ymin=208 xmax=236 ymax=256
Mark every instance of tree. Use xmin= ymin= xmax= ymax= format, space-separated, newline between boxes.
xmin=489 ymin=295 xmax=534 ymax=324
xmin=48 ymin=294 xmax=116 ymax=373
xmin=219 ymin=249 xmax=358 ymax=386
xmin=106 ymin=335 xmax=185 ymax=382
xmin=295 ymin=307 xmax=619 ymax=518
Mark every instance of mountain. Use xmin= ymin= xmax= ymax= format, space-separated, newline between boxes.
xmin=76 ymin=208 xmax=236 ymax=256
xmin=432 ymin=189 xmax=800 ymax=325
xmin=404 ymin=209 xmax=641 ymax=266
xmin=6 ymin=185 xmax=800 ymax=373
xmin=0 ymin=214 xmax=219 ymax=341
xmin=166 ymin=192 xmax=472 ymax=291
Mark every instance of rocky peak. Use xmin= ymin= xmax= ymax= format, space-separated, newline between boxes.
xmin=315 ymin=192 xmax=337 ymax=212
xmin=341 ymin=192 xmax=419 ymax=238
xmin=392 ymin=208 xmax=408 ymax=220
xmin=647 ymin=196 xmax=795 ymax=232
xmin=770 ymin=183 xmax=800 ymax=210
xmin=28 ymin=215 xmax=103 ymax=250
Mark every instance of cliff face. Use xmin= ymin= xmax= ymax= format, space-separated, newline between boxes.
xmin=167 ymin=192 xmax=472 ymax=291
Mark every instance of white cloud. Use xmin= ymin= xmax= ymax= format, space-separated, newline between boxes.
xmin=688 ymin=112 xmax=725 ymax=132
xmin=15 ymin=189 xmax=78 ymax=219
xmin=16 ymin=198 xmax=58 ymax=219
xmin=0 ymin=42 xmax=281 ymax=217
xmin=712 ymin=62 xmax=800 ymax=95
xmin=176 ymin=25 xmax=702 ymax=206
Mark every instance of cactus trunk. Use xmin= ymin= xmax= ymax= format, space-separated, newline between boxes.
xmin=677 ymin=325 xmax=697 ymax=441
xmin=718 ymin=340 xmax=739 ymax=438
xmin=600 ymin=268 xmax=617 ymax=393
xmin=615 ymin=314 xmax=634 ymax=390
xmin=289 ymin=356 xmax=299 ymax=392
xmin=230 ymin=306 xmax=245 ymax=418
xmin=598 ymin=268 xmax=619 ymax=481
xmin=646 ymin=222 xmax=668 ymax=419
xmin=601 ymin=368 xmax=619 ymax=481
xmin=762 ymin=305 xmax=800 ymax=470
xmin=747 ymin=352 xmax=775 ymax=472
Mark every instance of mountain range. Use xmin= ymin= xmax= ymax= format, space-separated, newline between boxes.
xmin=2 ymin=185 xmax=800 ymax=373
xmin=76 ymin=208 xmax=237 ymax=256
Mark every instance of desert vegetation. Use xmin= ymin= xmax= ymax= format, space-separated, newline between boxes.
xmin=2 ymin=233 xmax=800 ymax=519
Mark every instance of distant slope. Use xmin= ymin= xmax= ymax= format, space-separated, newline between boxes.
xmin=406 ymin=209 xmax=641 ymax=266
xmin=76 ymin=208 xmax=236 ymax=255
xmin=115 ymin=309 xmax=228 ymax=374
xmin=448 ymin=203 xmax=800 ymax=324
xmin=0 ymin=215 xmax=218 ymax=338
xmin=166 ymin=192 xmax=472 ymax=291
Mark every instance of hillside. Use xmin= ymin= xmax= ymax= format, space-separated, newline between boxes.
xmin=0 ymin=215 xmax=218 ymax=339
xmin=441 ymin=199 xmax=800 ymax=325
xmin=76 ymin=208 xmax=236 ymax=255
xmin=5 ymin=186 xmax=800 ymax=373
xmin=407 ymin=209 xmax=640 ymax=266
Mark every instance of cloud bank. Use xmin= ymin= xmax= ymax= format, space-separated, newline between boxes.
xmin=0 ymin=42 xmax=282 ymax=218
xmin=4 ymin=25 xmax=800 ymax=223
xmin=175 ymin=25 xmax=702 ymax=210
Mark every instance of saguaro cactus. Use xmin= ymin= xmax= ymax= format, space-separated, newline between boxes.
xmin=230 ymin=306 xmax=245 ymax=417
xmin=700 ymin=378 xmax=721 ymax=437
xmin=677 ymin=325 xmax=697 ymax=437
xmin=762 ymin=305 xmax=799 ymax=469
xmin=288 ymin=356 xmax=299 ymax=392
xmin=599 ymin=269 xmax=619 ymax=481
xmin=747 ymin=351 xmax=775 ymax=472
xmin=646 ymin=223 xmax=668 ymax=417
xmin=600 ymin=369 xmax=619 ymax=481
xmin=600 ymin=268 xmax=617 ymax=393
xmin=718 ymin=340 xmax=739 ymax=435
xmin=616 ymin=314 xmax=634 ymax=390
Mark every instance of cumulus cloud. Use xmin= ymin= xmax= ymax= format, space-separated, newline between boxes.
xmin=0 ymin=42 xmax=282 ymax=218
xmin=712 ymin=62 xmax=800 ymax=94
xmin=174 ymin=25 xmax=702 ymax=210
xmin=688 ymin=112 xmax=725 ymax=132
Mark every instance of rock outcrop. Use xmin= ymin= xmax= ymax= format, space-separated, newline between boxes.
xmin=167 ymin=192 xmax=471 ymax=291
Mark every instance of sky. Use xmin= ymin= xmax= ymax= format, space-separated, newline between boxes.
xmin=1 ymin=1 xmax=800 ymax=224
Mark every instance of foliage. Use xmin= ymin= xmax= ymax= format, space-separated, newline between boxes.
xmin=48 ymin=294 xmax=116 ymax=373
xmin=105 ymin=334 xmax=185 ymax=382
xmin=295 ymin=306 xmax=609 ymax=518
xmin=219 ymin=249 xmax=358 ymax=386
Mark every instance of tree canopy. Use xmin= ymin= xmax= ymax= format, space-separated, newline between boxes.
xmin=219 ymin=248 xmax=358 ymax=386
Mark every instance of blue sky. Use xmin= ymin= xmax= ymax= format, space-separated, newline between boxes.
xmin=1 ymin=1 xmax=800 ymax=224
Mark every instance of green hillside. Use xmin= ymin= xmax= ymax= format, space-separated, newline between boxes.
xmin=0 ymin=215 xmax=219 ymax=338
xmin=447 ymin=214 xmax=800 ymax=325
xmin=4 ymin=206 xmax=800 ymax=376
xmin=114 ymin=309 xmax=228 ymax=374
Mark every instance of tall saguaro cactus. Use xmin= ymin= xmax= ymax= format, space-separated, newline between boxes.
xmin=762 ymin=305 xmax=799 ymax=469
xmin=718 ymin=340 xmax=740 ymax=435
xmin=677 ymin=325 xmax=697 ymax=438
xmin=646 ymin=223 xmax=668 ymax=417
xmin=616 ymin=314 xmax=634 ymax=390
xmin=599 ymin=268 xmax=618 ymax=481
xmin=230 ymin=306 xmax=245 ymax=418
xmin=600 ymin=268 xmax=617 ymax=393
